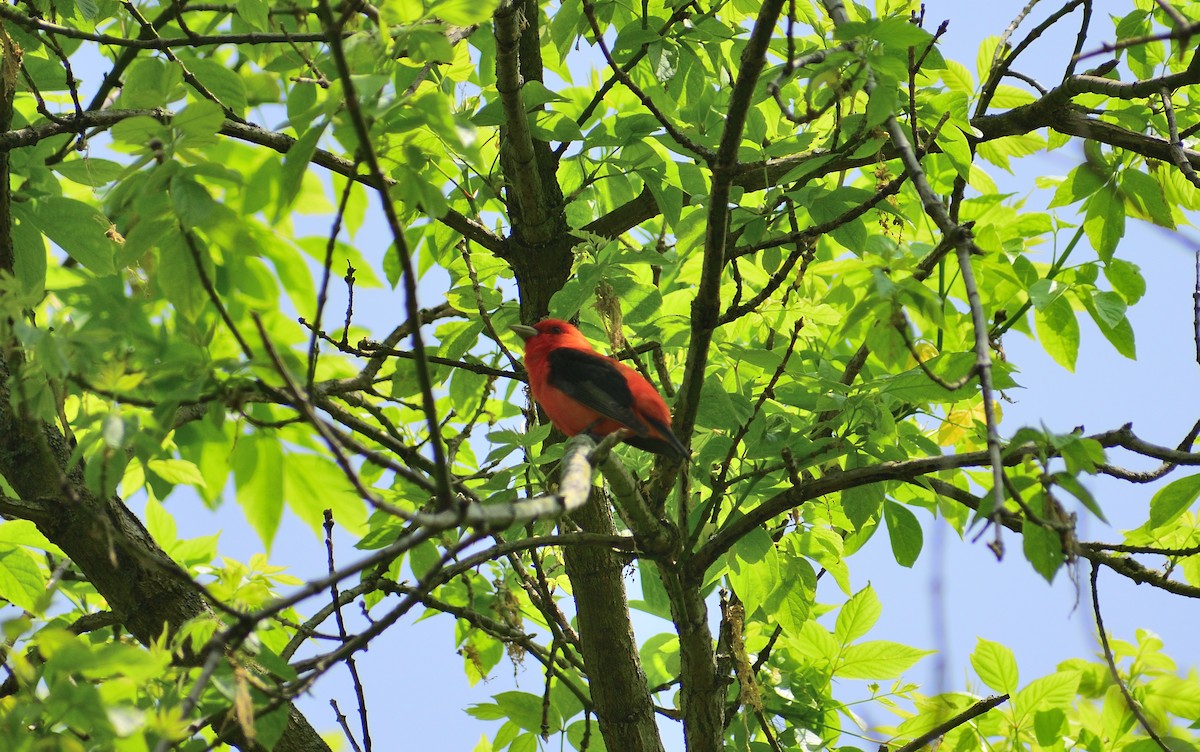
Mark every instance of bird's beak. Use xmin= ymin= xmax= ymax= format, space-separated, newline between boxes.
xmin=510 ymin=324 xmax=538 ymax=341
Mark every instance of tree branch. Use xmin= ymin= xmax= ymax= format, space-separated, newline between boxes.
xmin=0 ymin=3 xmax=332 ymax=48
xmin=1090 ymin=562 xmax=1173 ymax=752
xmin=0 ymin=108 xmax=507 ymax=255
xmin=891 ymin=694 xmax=1009 ymax=752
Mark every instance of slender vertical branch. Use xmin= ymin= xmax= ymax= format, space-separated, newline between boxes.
xmin=315 ymin=0 xmax=453 ymax=507
xmin=1090 ymin=562 xmax=1172 ymax=752
xmin=308 ymin=168 xmax=360 ymax=392
xmin=669 ymin=0 xmax=787 ymax=487
xmin=324 ymin=510 xmax=372 ymax=752
xmin=1194 ymin=250 xmax=1200 ymax=366
xmin=0 ymin=27 xmax=17 ymax=274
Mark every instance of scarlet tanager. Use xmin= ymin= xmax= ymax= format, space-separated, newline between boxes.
xmin=511 ymin=319 xmax=689 ymax=459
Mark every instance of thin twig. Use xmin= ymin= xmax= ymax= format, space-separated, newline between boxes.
xmin=1089 ymin=562 xmax=1172 ymax=752
xmin=890 ymin=694 xmax=1009 ymax=752
xmin=581 ymin=0 xmax=713 ymax=160
xmin=309 ymin=167 xmax=360 ymax=392
xmin=316 ymin=0 xmax=453 ymax=507
xmin=0 ymin=3 xmax=333 ymax=48
xmin=330 ymin=699 xmax=364 ymax=752
xmin=1195 ymin=251 xmax=1200 ymax=366
xmin=181 ymin=230 xmax=256 ymax=359
xmin=1074 ymin=18 xmax=1200 ymax=62
xmin=1097 ymin=417 xmax=1200 ymax=482
xmin=324 ymin=510 xmax=372 ymax=752
xmin=894 ymin=309 xmax=975 ymax=391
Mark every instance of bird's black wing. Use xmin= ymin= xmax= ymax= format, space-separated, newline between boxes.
xmin=544 ymin=348 xmax=653 ymax=436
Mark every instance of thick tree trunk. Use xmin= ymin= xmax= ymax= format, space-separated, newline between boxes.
xmin=664 ymin=568 xmax=724 ymax=751
xmin=562 ymin=491 xmax=666 ymax=752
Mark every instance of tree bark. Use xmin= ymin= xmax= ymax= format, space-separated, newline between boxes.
xmin=562 ymin=491 xmax=666 ymax=752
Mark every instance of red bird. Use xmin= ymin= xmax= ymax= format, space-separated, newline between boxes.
xmin=511 ymin=319 xmax=688 ymax=459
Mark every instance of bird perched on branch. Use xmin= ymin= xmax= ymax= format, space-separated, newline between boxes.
xmin=511 ymin=319 xmax=689 ymax=459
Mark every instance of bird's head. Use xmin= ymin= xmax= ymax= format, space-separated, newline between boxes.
xmin=510 ymin=319 xmax=593 ymax=354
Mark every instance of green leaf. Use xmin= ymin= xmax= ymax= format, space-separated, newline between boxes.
xmin=971 ymin=638 xmax=1019 ymax=694
xmin=1048 ymin=164 xmax=1104 ymax=208
xmin=493 ymin=691 xmax=553 ymax=734
xmin=51 ymin=158 xmax=126 ymax=187
xmin=1082 ymin=293 xmax=1136 ymax=360
xmin=0 ymin=520 xmax=58 ymax=553
xmin=1033 ymin=709 xmax=1067 ymax=746
xmin=144 ymin=497 xmax=177 ymax=548
xmin=1083 ymin=185 xmax=1125 ymax=262
xmin=871 ymin=16 xmax=934 ymax=49
xmin=430 ymin=0 xmax=500 ymax=25
xmin=884 ymin=500 xmax=923 ymax=567
xmin=1053 ymin=472 xmax=1107 ymax=523
xmin=285 ymin=454 xmax=367 ymax=537
xmin=837 ymin=640 xmax=933 ymax=679
xmin=111 ymin=115 xmax=170 ymax=146
xmin=1035 ymin=296 xmax=1079 ymax=371
xmin=409 ymin=539 xmax=439 ymax=579
xmin=1120 ymin=169 xmax=1174 ymax=228
xmin=9 ymin=205 xmax=47 ymax=298
xmin=1014 ymin=671 xmax=1080 ymax=719
xmin=1088 ymin=290 xmax=1126 ymax=328
xmin=169 ymin=175 xmax=218 ymax=228
xmin=1048 ymin=433 xmax=1105 ymax=475
xmin=941 ymin=59 xmax=974 ymax=93
xmin=156 ymin=233 xmax=207 ymax=320
xmin=26 ymin=197 xmax=118 ymax=274
xmin=842 ymin=483 xmax=884 ymax=530
xmin=934 ymin=124 xmax=972 ymax=178
xmin=510 ymin=734 xmax=537 ymax=752
xmin=519 ymin=80 xmax=569 ymax=108
xmin=696 ymin=374 xmax=749 ymax=429
xmin=277 ymin=121 xmax=329 ymax=219
xmin=865 ymin=83 xmax=898 ymax=128
xmin=1023 ymin=516 xmax=1064 ymax=583
xmin=0 ymin=545 xmax=46 ymax=612
xmin=174 ymin=100 xmax=225 ymax=146
xmin=728 ymin=526 xmax=777 ymax=613
xmin=988 ymin=84 xmax=1036 ymax=108
xmin=976 ymin=35 xmax=1001 ymax=85
xmin=75 ymin=0 xmax=99 ymax=19
xmin=635 ymin=562 xmax=672 ymax=620
xmin=1105 ymin=258 xmax=1146 ymax=304
xmin=835 ymin=585 xmax=881 ymax=645
xmin=233 ymin=435 xmax=286 ymax=551
xmin=121 ymin=58 xmax=182 ymax=108
xmin=794 ymin=620 xmax=840 ymax=664
xmin=883 ymin=353 xmax=1020 ymax=404
xmin=186 ymin=58 xmax=248 ymax=115
xmin=771 ymin=579 xmax=812 ymax=636
xmin=236 ymin=0 xmax=270 ymax=30
xmin=1149 ymin=474 xmax=1200 ymax=529
xmin=254 ymin=706 xmax=291 ymax=750
xmin=146 ymin=458 xmax=208 ymax=488
xmin=763 ymin=552 xmax=814 ymax=635
xmin=639 ymin=632 xmax=680 ymax=689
